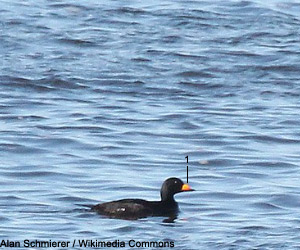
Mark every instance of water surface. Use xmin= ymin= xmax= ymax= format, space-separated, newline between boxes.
xmin=1 ymin=0 xmax=300 ymax=249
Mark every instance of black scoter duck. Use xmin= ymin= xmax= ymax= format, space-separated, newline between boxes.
xmin=91 ymin=177 xmax=194 ymax=220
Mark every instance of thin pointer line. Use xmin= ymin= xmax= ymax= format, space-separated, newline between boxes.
xmin=187 ymin=165 xmax=188 ymax=183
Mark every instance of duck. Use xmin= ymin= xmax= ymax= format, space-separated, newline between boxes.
xmin=91 ymin=177 xmax=194 ymax=220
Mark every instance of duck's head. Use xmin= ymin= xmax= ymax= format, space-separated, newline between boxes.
xmin=160 ymin=177 xmax=194 ymax=201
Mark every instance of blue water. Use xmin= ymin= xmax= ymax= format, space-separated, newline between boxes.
xmin=1 ymin=0 xmax=300 ymax=249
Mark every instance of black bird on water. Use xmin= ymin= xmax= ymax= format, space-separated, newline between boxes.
xmin=91 ymin=177 xmax=194 ymax=220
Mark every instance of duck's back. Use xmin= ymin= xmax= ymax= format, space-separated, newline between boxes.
xmin=91 ymin=199 xmax=154 ymax=219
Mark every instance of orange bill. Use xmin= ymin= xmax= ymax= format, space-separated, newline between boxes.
xmin=181 ymin=183 xmax=194 ymax=191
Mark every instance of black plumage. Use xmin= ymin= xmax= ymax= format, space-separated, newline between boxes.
xmin=91 ymin=177 xmax=194 ymax=220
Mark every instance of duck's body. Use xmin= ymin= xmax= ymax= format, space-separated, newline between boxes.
xmin=91 ymin=177 xmax=194 ymax=220
xmin=92 ymin=198 xmax=178 ymax=219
